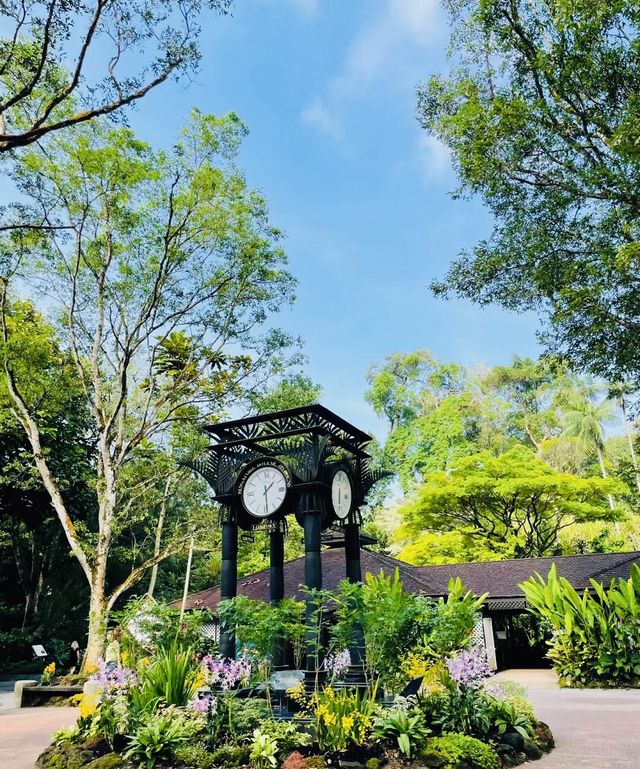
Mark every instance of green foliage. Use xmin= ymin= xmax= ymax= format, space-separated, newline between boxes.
xmin=489 ymin=699 xmax=533 ymax=739
xmin=331 ymin=570 xmax=430 ymax=693
xmin=400 ymin=447 xmax=620 ymax=558
xmin=137 ymin=643 xmax=200 ymax=707
xmin=420 ymin=0 xmax=640 ymax=387
xmin=420 ymin=734 xmax=498 ymax=769
xmin=218 ymin=595 xmax=305 ymax=663
xmin=209 ymin=744 xmax=252 ymax=767
xmin=419 ymin=578 xmax=487 ymax=661
xmin=249 ymin=729 xmax=279 ymax=769
xmin=372 ymin=701 xmax=431 ymax=757
xmin=424 ymin=685 xmax=492 ymax=739
xmin=123 ymin=711 xmax=192 ymax=769
xmin=248 ymin=374 xmax=322 ymax=414
xmin=313 ymin=685 xmax=378 ymax=752
xmin=258 ymin=720 xmax=312 ymax=756
xmin=521 ymin=563 xmax=640 ymax=686
xmin=86 ymin=755 xmax=125 ymax=769
xmin=115 ymin=599 xmax=211 ymax=660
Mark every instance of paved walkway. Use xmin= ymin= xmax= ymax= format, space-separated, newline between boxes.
xmin=496 ymin=669 xmax=640 ymax=769
xmin=0 ymin=706 xmax=78 ymax=769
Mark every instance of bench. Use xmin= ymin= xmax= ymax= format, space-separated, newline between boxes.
xmin=16 ymin=683 xmax=84 ymax=707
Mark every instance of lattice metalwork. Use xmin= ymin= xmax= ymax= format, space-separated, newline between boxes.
xmin=470 ymin=614 xmax=486 ymax=648
xmin=205 ymin=404 xmax=372 ymax=458
xmin=486 ymin=598 xmax=527 ymax=611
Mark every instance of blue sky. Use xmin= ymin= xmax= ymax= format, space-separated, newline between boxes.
xmin=130 ymin=0 xmax=542 ymax=437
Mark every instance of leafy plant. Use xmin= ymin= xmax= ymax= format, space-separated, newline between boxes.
xmin=490 ymin=700 xmax=533 ymax=739
xmin=420 ymin=734 xmax=498 ymax=769
xmin=259 ymin=719 xmax=312 ymax=755
xmin=313 ymin=685 xmax=378 ymax=752
xmin=521 ymin=563 xmax=640 ymax=686
xmin=138 ymin=642 xmax=200 ymax=707
xmin=372 ymin=703 xmax=430 ymax=757
xmin=124 ymin=712 xmax=192 ymax=769
xmin=331 ymin=570 xmax=431 ymax=693
xmin=250 ymin=729 xmax=279 ymax=769
xmin=173 ymin=743 xmax=216 ymax=769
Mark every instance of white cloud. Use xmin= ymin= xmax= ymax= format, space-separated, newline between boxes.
xmin=288 ymin=0 xmax=318 ymax=17
xmin=302 ymin=0 xmax=441 ymax=137
xmin=257 ymin=0 xmax=318 ymax=19
xmin=300 ymin=98 xmax=342 ymax=140
xmin=418 ymin=133 xmax=451 ymax=180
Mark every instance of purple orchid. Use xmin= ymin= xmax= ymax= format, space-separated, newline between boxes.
xmin=446 ymin=647 xmax=491 ymax=689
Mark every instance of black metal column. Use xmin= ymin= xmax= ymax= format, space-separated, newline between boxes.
xmin=220 ymin=518 xmax=238 ymax=659
xmin=344 ymin=522 xmax=362 ymax=583
xmin=269 ymin=528 xmax=286 ymax=667
xmin=303 ymin=498 xmax=323 ymax=690
xmin=344 ymin=520 xmax=366 ymax=681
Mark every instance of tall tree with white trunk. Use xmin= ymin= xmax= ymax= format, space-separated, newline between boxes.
xmin=0 ymin=111 xmax=297 ymax=667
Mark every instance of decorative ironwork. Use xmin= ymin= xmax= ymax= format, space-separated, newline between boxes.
xmin=205 ymin=404 xmax=372 ymax=458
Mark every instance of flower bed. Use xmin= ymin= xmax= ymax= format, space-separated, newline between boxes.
xmin=36 ymin=577 xmax=554 ymax=769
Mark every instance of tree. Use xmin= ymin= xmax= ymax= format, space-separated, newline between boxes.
xmin=0 ymin=111 xmax=297 ymax=666
xmin=0 ymin=300 xmax=94 ymax=647
xmin=248 ymin=373 xmax=322 ymax=415
xmin=365 ymin=350 xmax=466 ymax=434
xmin=561 ymin=391 xmax=617 ymax=509
xmin=0 ymin=0 xmax=232 ymax=152
xmin=398 ymin=447 xmax=620 ymax=558
xmin=481 ymin=357 xmax=565 ymax=450
xmin=420 ymin=0 xmax=640 ymax=388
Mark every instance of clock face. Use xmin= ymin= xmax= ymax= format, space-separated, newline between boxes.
xmin=331 ymin=469 xmax=352 ymax=519
xmin=241 ymin=465 xmax=288 ymax=518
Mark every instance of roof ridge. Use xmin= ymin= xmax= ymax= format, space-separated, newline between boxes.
xmin=588 ymin=552 xmax=640 ymax=582
xmin=411 ymin=550 xmax=640 ymax=570
xmin=362 ymin=549 xmax=439 ymax=593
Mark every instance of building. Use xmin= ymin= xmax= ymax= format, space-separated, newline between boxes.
xmin=181 ymin=547 xmax=640 ymax=671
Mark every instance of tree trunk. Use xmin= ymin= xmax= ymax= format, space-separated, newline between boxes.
xmin=596 ymin=444 xmax=616 ymax=511
xmin=82 ymin=572 xmax=108 ymax=671
xmin=620 ymin=396 xmax=640 ymax=494
xmin=147 ymin=476 xmax=171 ymax=599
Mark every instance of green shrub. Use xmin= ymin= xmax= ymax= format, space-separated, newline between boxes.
xmin=173 ymin=743 xmax=216 ymax=769
xmin=372 ymin=704 xmax=430 ymax=757
xmin=489 ymin=700 xmax=534 ymax=739
xmin=420 ymin=735 xmax=498 ymax=769
xmin=259 ymin=719 xmax=312 ymax=755
xmin=210 ymin=744 xmax=252 ymax=767
xmin=521 ymin=563 xmax=640 ymax=686
xmin=123 ymin=712 xmax=192 ymax=768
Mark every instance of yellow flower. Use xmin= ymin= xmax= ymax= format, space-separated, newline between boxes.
xmin=341 ymin=715 xmax=354 ymax=731
xmin=139 ymin=657 xmax=151 ymax=669
xmin=45 ymin=662 xmax=56 ymax=674
xmin=323 ymin=712 xmax=336 ymax=726
xmin=121 ymin=650 xmax=130 ymax=665
xmin=79 ymin=692 xmax=99 ymax=719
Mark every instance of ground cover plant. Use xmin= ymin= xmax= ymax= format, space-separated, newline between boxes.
xmin=36 ymin=578 xmax=553 ymax=769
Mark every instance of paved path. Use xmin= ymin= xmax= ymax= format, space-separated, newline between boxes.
xmin=497 ymin=669 xmax=640 ymax=769
xmin=0 ymin=706 xmax=78 ymax=769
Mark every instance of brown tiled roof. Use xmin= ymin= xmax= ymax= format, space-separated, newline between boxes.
xmin=412 ymin=551 xmax=640 ymax=599
xmin=178 ymin=549 xmax=640 ymax=612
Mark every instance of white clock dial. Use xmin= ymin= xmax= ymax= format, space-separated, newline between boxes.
xmin=242 ymin=465 xmax=288 ymax=518
xmin=331 ymin=470 xmax=352 ymax=519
